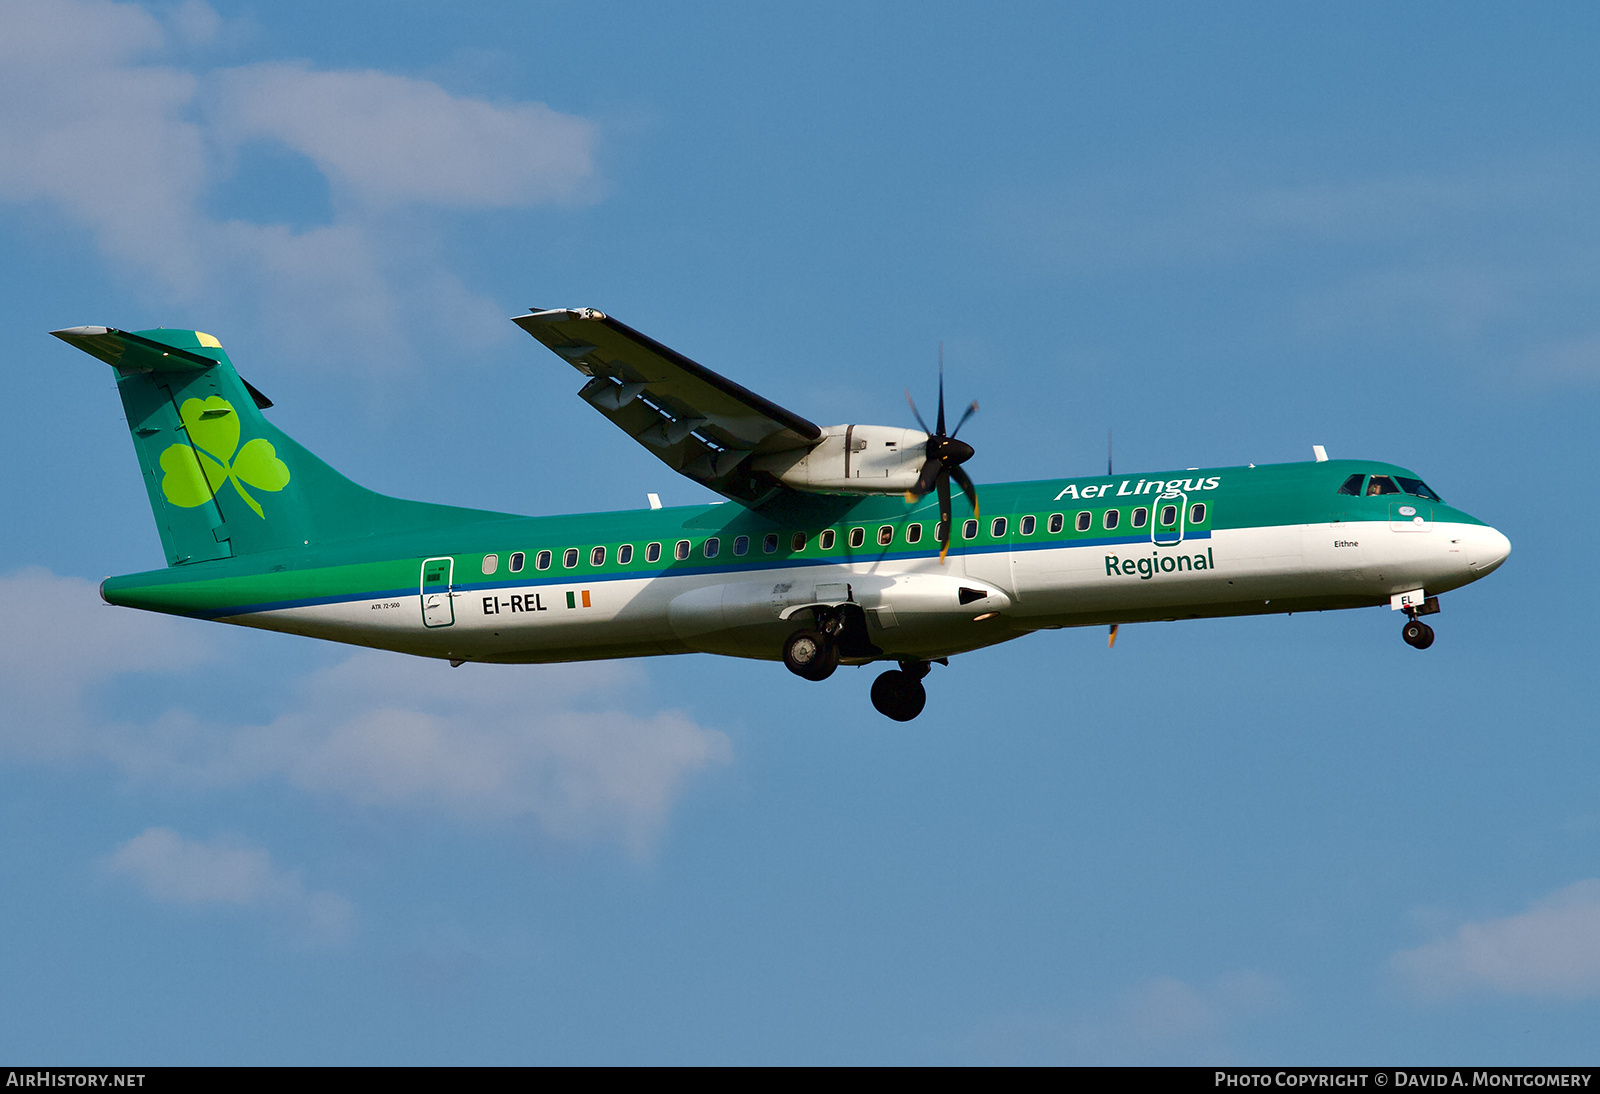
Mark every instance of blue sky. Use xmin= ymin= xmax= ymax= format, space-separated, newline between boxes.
xmin=1 ymin=0 xmax=1596 ymax=1064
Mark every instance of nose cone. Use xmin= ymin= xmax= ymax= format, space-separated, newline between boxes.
xmin=1466 ymin=525 xmax=1512 ymax=575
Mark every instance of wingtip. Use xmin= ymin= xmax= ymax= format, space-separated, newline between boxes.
xmin=50 ymin=325 xmax=110 ymax=339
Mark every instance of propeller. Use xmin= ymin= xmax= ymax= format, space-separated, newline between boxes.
xmin=904 ymin=345 xmax=979 ymax=564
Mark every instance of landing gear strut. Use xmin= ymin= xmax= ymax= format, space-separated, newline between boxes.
xmin=871 ymin=660 xmax=929 ymax=722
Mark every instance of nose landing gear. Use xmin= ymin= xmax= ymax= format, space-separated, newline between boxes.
xmin=1399 ymin=595 xmax=1440 ymax=650
xmin=871 ymin=660 xmax=930 ymax=721
xmin=1402 ymin=618 xmax=1435 ymax=649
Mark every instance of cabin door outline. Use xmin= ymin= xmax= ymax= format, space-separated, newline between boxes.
xmin=421 ymin=557 xmax=456 ymax=628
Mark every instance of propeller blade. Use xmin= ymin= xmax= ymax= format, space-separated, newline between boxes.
xmin=937 ymin=474 xmax=953 ymax=565
xmin=905 ymin=389 xmax=931 ymax=435
xmin=1108 ymin=623 xmax=1119 ymax=649
xmin=905 ymin=344 xmax=977 ymax=566
xmin=951 ymin=464 xmax=979 ymax=520
xmin=949 ymin=400 xmax=979 ymax=439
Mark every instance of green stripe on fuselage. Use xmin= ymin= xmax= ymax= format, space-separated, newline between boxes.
xmin=99 ymin=458 xmax=1483 ymax=618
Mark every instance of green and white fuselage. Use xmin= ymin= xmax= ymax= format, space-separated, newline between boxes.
xmin=97 ymin=459 xmax=1508 ymax=666
xmin=54 ymin=320 xmax=1510 ymax=718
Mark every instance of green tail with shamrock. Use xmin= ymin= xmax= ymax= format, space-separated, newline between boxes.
xmin=54 ymin=325 xmax=507 ymax=567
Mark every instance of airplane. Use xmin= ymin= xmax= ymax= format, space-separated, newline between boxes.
xmin=52 ymin=308 xmax=1512 ymax=721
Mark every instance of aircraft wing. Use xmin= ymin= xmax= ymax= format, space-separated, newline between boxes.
xmin=513 ymin=308 xmax=822 ymax=507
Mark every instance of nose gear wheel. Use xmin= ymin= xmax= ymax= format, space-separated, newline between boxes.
xmin=1402 ymin=619 xmax=1434 ymax=649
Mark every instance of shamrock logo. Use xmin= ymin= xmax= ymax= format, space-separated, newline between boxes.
xmin=159 ymin=396 xmax=290 ymax=518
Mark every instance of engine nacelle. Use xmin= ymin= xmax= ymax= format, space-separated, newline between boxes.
xmin=752 ymin=425 xmax=927 ymax=494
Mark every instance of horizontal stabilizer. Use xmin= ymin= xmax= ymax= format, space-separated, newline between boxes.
xmin=50 ymin=326 xmax=224 ymax=374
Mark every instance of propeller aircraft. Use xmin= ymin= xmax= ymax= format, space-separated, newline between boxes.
xmin=53 ymin=308 xmax=1512 ymax=721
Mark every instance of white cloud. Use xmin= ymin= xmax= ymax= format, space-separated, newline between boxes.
xmin=981 ymin=160 xmax=1600 ymax=357
xmin=0 ymin=568 xmax=213 ymax=759
xmin=966 ymin=970 xmax=1284 ymax=1065
xmin=987 ymin=163 xmax=1569 ymax=272
xmin=1391 ymin=880 xmax=1600 ymax=1000
xmin=0 ymin=0 xmax=598 ymax=365
xmin=0 ymin=568 xmax=730 ymax=853
xmin=1520 ymin=332 xmax=1600 ymax=386
xmin=210 ymin=62 xmax=596 ymax=209
xmin=222 ymin=653 xmax=732 ymax=852
xmin=105 ymin=827 xmax=352 ymax=944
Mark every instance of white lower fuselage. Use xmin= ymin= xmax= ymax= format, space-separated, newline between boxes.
xmin=220 ymin=519 xmax=1512 ymax=666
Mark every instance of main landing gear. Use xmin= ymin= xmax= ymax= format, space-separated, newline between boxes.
xmin=781 ymin=604 xmax=877 ymax=683
xmin=783 ymin=628 xmax=840 ymax=681
xmin=781 ymin=612 xmax=933 ymax=720
xmin=871 ymin=661 xmax=929 ymax=722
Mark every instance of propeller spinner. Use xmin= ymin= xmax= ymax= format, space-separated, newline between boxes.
xmin=904 ymin=348 xmax=978 ymax=565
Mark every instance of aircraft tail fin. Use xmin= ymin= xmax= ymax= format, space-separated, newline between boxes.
xmin=54 ymin=326 xmax=507 ymax=566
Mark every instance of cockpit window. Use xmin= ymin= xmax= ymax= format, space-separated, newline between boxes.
xmin=1365 ymin=475 xmax=1400 ymax=496
xmin=1337 ymin=474 xmax=1364 ymax=496
xmin=1396 ymin=476 xmax=1442 ymax=502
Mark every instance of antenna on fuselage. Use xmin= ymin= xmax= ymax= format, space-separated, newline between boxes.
xmin=1107 ymin=429 xmax=1113 ymax=476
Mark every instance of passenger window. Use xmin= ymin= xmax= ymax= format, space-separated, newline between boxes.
xmin=819 ymin=529 xmax=836 ymax=550
xmin=1396 ymin=476 xmax=1442 ymax=502
xmin=991 ymin=517 xmax=1007 ymax=538
xmin=1131 ymin=507 xmax=1148 ymax=529
xmin=536 ymin=550 xmax=552 ymax=571
xmin=1189 ymin=503 xmax=1206 ymax=524
xmin=618 ymin=544 xmax=633 ymax=565
xmin=733 ymin=535 xmax=749 ymax=556
xmin=1048 ymin=513 xmax=1064 ymax=534
xmin=934 ymin=521 xmax=949 ymax=544
xmin=590 ymin=546 xmax=606 ymax=567
xmin=704 ymin=537 xmax=719 ymax=558
xmin=848 ymin=527 xmax=865 ymax=548
xmin=675 ymin=539 xmax=691 ymax=561
xmin=763 ymin=533 xmax=779 ymax=554
xmin=791 ymin=532 xmax=807 ymax=551
xmin=509 ymin=551 xmax=525 ymax=573
xmin=1160 ymin=504 xmax=1177 ymax=526
xmin=907 ymin=523 xmax=923 ymax=544
xmin=963 ymin=519 xmax=978 ymax=540
xmin=1366 ymin=475 xmax=1399 ymax=496
xmin=646 ymin=542 xmax=661 ymax=563
xmin=482 ymin=553 xmax=499 ymax=575
xmin=1075 ymin=512 xmax=1092 ymax=532
xmin=563 ymin=548 xmax=579 ymax=569
xmin=1103 ymin=509 xmax=1119 ymax=530
xmin=1337 ymin=474 xmax=1365 ymax=496
xmin=1020 ymin=515 xmax=1036 ymax=536
xmin=878 ymin=525 xmax=894 ymax=546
